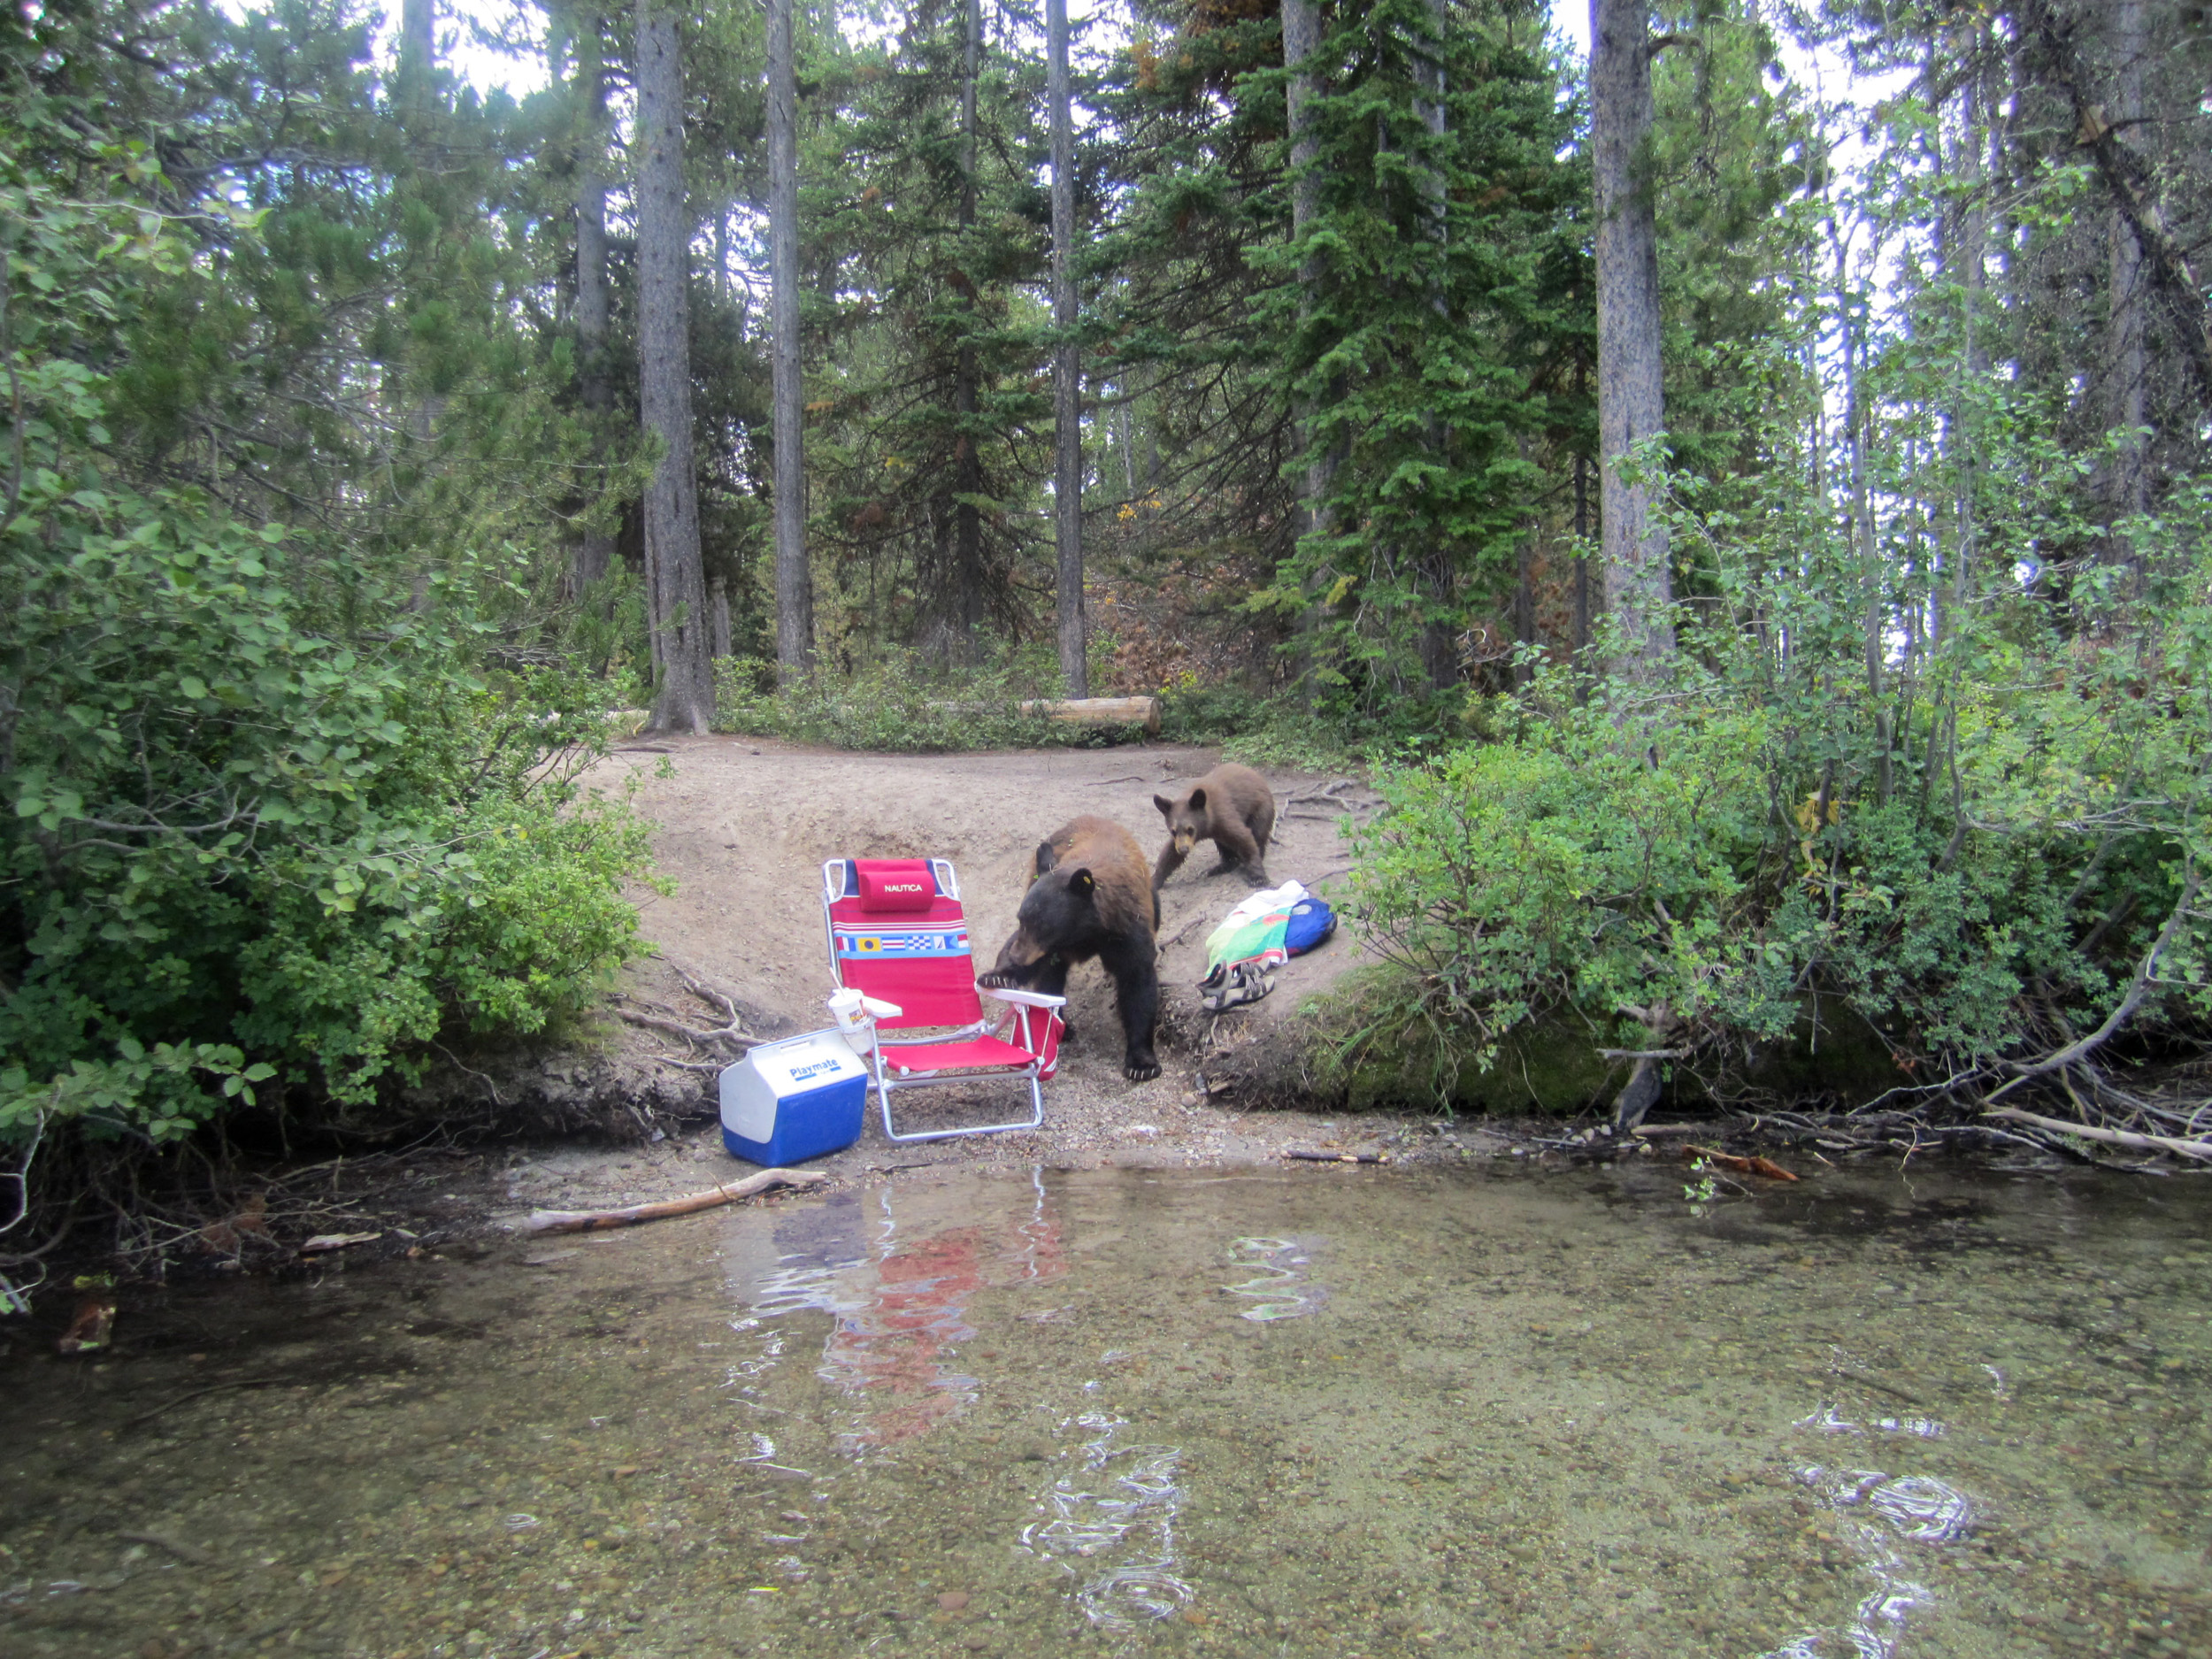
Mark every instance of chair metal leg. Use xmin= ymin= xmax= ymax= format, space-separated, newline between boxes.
xmin=877 ymin=1069 xmax=1046 ymax=1143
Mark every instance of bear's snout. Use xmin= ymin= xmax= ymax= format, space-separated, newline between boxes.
xmin=988 ymin=926 xmax=1047 ymax=977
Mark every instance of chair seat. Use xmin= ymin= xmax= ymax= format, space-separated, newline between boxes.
xmin=880 ymin=1035 xmax=1040 ymax=1076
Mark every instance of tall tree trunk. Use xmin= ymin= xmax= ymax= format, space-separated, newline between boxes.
xmin=947 ymin=0 xmax=985 ymax=659
xmin=397 ymin=0 xmax=442 ymax=465
xmin=570 ymin=16 xmax=616 ymax=602
xmin=1283 ymin=0 xmax=1336 ymax=703
xmin=1511 ymin=534 xmax=1534 ymax=691
xmin=1118 ymin=392 xmax=1135 ymax=498
xmin=1590 ymin=0 xmax=1674 ymax=677
xmin=1285 ymin=0 xmax=1326 ymax=524
xmin=1411 ymin=0 xmax=1448 ymax=293
xmin=1920 ymin=33 xmax=1948 ymax=649
xmin=1572 ymin=352 xmax=1591 ymax=678
xmin=2022 ymin=0 xmax=2212 ymax=420
xmin=1836 ymin=229 xmax=1891 ymax=803
xmin=2106 ymin=0 xmax=2147 ymax=542
xmin=1944 ymin=53 xmax=1993 ymax=634
xmin=768 ymin=0 xmax=813 ymax=682
xmin=1048 ymin=0 xmax=1087 ymax=695
xmin=635 ymin=0 xmax=714 ymax=732
xmin=1412 ymin=0 xmax=1457 ymax=689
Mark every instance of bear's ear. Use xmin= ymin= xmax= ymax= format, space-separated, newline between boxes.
xmin=1153 ymin=794 xmax=1174 ymax=818
xmin=1187 ymin=787 xmax=1207 ymax=813
xmin=1035 ymin=840 xmax=1059 ymax=877
xmin=1068 ymin=868 xmax=1095 ymax=901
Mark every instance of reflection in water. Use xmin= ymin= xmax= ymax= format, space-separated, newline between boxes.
xmin=1761 ymin=1457 xmax=1977 ymax=1658
xmin=1022 ymin=1410 xmax=1194 ymax=1627
xmin=724 ymin=1171 xmax=1064 ymax=1449
xmin=1223 ymin=1234 xmax=1327 ymax=1321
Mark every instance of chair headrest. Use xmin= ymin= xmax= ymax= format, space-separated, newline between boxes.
xmin=853 ymin=860 xmax=940 ymax=911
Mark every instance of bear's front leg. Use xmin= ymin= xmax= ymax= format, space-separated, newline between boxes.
xmin=1103 ymin=942 xmax=1161 ymax=1082
xmin=1151 ymin=841 xmax=1187 ymax=893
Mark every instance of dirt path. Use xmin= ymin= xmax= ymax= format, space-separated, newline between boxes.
xmin=450 ymin=736 xmax=1440 ymax=1227
xmin=611 ymin=734 xmax=1369 ymax=1051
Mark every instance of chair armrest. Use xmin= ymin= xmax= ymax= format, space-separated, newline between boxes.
xmin=980 ymin=987 xmax=1067 ymax=1010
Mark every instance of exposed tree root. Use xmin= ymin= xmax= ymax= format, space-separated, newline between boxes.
xmin=613 ymin=962 xmax=762 ymax=1061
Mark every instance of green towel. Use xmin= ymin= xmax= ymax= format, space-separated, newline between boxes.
xmin=1202 ymin=880 xmax=1305 ymax=982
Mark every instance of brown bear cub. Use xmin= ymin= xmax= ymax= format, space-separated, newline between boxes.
xmin=1152 ymin=763 xmax=1275 ymax=890
xmin=978 ymin=816 xmax=1162 ymax=1082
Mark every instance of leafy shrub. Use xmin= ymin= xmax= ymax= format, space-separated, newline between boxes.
xmin=1334 ymin=641 xmax=2209 ymax=1107
xmin=0 ymin=486 xmax=659 ymax=1145
xmin=0 ymin=165 xmax=661 ymax=1150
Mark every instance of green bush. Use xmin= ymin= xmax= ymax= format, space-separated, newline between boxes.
xmin=0 ymin=169 xmax=661 ymax=1150
xmin=1333 ymin=641 xmax=2209 ymax=1108
xmin=0 ymin=487 xmax=660 ymax=1144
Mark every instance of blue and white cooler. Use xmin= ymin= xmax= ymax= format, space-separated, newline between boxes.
xmin=719 ymin=1029 xmax=869 ymax=1167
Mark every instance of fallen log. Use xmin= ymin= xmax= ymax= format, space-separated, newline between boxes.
xmin=522 ymin=1168 xmax=827 ymax=1234
xmin=1981 ymin=1107 xmax=2212 ymax=1164
xmin=1018 ymin=695 xmax=1162 ymax=733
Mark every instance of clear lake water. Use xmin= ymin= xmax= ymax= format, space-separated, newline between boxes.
xmin=3 ymin=1157 xmax=2209 ymax=1658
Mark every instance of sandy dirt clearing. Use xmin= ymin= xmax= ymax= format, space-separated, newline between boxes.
xmin=454 ymin=735 xmax=1470 ymax=1228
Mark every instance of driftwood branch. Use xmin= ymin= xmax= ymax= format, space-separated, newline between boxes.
xmin=1982 ymin=1107 xmax=2212 ymax=1164
xmin=618 ymin=1007 xmax=757 ymax=1048
xmin=522 ymin=1168 xmax=827 ymax=1234
xmin=1280 ymin=780 xmax=1373 ymax=810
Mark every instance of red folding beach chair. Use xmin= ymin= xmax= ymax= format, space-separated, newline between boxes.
xmin=821 ymin=856 xmax=1065 ymax=1142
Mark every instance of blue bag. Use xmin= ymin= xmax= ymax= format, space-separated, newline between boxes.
xmin=1283 ymin=894 xmax=1337 ymax=956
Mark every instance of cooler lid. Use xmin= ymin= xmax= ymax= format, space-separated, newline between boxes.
xmin=752 ymin=1030 xmax=868 ymax=1092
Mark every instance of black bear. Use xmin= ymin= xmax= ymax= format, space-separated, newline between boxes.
xmin=1152 ymin=763 xmax=1276 ymax=890
xmin=979 ymin=816 xmax=1162 ymax=1082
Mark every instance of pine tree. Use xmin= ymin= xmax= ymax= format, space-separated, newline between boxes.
xmin=803 ymin=0 xmax=1054 ymax=661
xmin=1261 ymin=0 xmax=1585 ymax=716
xmin=635 ymin=0 xmax=714 ymax=731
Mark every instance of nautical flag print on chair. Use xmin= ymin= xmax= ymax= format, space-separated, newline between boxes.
xmin=821 ymin=857 xmax=1064 ymax=1142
